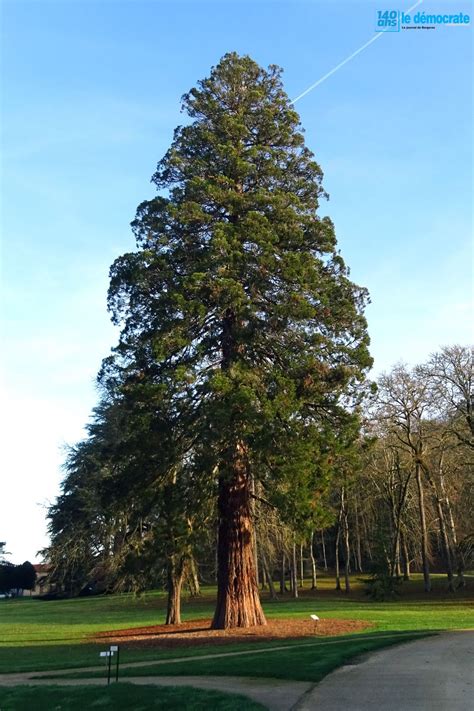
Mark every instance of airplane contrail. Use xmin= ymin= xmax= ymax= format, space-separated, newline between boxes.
xmin=291 ymin=0 xmax=423 ymax=104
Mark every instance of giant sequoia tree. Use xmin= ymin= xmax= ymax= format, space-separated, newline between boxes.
xmin=107 ymin=53 xmax=371 ymax=627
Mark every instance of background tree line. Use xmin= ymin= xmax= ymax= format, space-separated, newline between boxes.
xmin=46 ymin=345 xmax=472 ymax=614
xmin=0 ymin=544 xmax=36 ymax=594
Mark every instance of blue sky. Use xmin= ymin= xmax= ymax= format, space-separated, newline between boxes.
xmin=1 ymin=0 xmax=472 ymax=562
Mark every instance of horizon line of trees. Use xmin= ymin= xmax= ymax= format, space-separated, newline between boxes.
xmin=0 ymin=545 xmax=36 ymax=595
xmin=45 ymin=345 xmax=473 ymax=616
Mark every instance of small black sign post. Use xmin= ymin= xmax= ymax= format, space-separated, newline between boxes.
xmin=99 ymin=646 xmax=120 ymax=684
xmin=99 ymin=651 xmax=112 ymax=685
xmin=110 ymin=645 xmax=120 ymax=682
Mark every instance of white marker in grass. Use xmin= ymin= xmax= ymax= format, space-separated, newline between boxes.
xmin=310 ymin=614 xmax=320 ymax=633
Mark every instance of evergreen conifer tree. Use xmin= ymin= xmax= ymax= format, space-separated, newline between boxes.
xmin=107 ymin=53 xmax=372 ymax=628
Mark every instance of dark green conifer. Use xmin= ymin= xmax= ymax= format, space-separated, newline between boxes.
xmin=108 ymin=53 xmax=372 ymax=627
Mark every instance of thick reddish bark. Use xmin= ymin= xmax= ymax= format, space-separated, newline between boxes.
xmin=211 ymin=442 xmax=266 ymax=629
xmin=212 ymin=307 xmax=266 ymax=628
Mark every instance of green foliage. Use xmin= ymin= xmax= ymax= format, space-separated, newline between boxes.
xmin=16 ymin=562 xmax=36 ymax=591
xmin=106 ymin=52 xmax=372 ymax=523
xmin=363 ymin=532 xmax=402 ymax=601
xmin=0 ymin=561 xmax=36 ymax=593
xmin=364 ymin=572 xmax=403 ymax=602
xmin=0 ymin=564 xmax=14 ymax=593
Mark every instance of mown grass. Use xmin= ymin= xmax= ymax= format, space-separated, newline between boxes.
xmin=0 ymin=574 xmax=472 ymax=675
xmin=46 ymin=631 xmax=431 ymax=683
xmin=0 ymin=683 xmax=266 ymax=710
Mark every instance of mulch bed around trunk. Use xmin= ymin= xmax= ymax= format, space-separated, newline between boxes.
xmin=92 ymin=617 xmax=372 ymax=649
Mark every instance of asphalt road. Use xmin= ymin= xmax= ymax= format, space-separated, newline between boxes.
xmin=296 ymin=631 xmax=474 ymax=711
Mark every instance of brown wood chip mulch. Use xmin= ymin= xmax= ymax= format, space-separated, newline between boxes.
xmin=92 ymin=617 xmax=372 ymax=649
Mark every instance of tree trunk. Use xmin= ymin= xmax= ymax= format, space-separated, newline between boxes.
xmin=310 ymin=531 xmax=318 ymax=590
xmin=439 ymin=464 xmax=464 ymax=588
xmin=390 ymin=459 xmax=411 ymax=579
xmin=354 ymin=500 xmax=363 ymax=572
xmin=166 ymin=554 xmax=186 ymax=625
xmin=341 ymin=488 xmax=351 ymax=593
xmin=435 ymin=497 xmax=454 ymax=591
xmin=262 ymin=551 xmax=277 ymax=600
xmin=260 ymin=559 xmax=267 ymax=590
xmin=212 ymin=441 xmax=266 ymax=628
xmin=424 ymin=453 xmax=454 ymax=591
xmin=362 ymin=512 xmax=373 ymax=562
xmin=321 ymin=530 xmax=328 ymax=570
xmin=254 ymin=545 xmax=260 ymax=587
xmin=280 ymin=551 xmax=286 ymax=595
xmin=187 ymin=556 xmax=200 ymax=596
xmin=250 ymin=476 xmax=259 ymax=589
xmin=441 ymin=475 xmax=457 ymax=548
xmin=343 ymin=530 xmax=351 ymax=592
xmin=389 ymin=508 xmax=401 ymax=579
xmin=394 ymin=543 xmax=402 ymax=577
xmin=213 ymin=308 xmax=266 ymax=629
xmin=299 ymin=544 xmax=304 ymax=588
xmin=437 ymin=498 xmax=454 ymax=592
xmin=401 ymin=529 xmax=411 ymax=580
xmin=335 ymin=524 xmax=341 ymax=591
xmin=291 ymin=542 xmax=298 ymax=598
xmin=415 ymin=462 xmax=431 ymax=593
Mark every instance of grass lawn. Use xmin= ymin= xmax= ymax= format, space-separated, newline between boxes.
xmin=46 ymin=631 xmax=431 ymax=683
xmin=0 ymin=574 xmax=472 ymax=676
xmin=0 ymin=683 xmax=266 ymax=710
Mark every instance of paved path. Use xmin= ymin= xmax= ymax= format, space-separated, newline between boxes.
xmin=295 ymin=631 xmax=474 ymax=711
